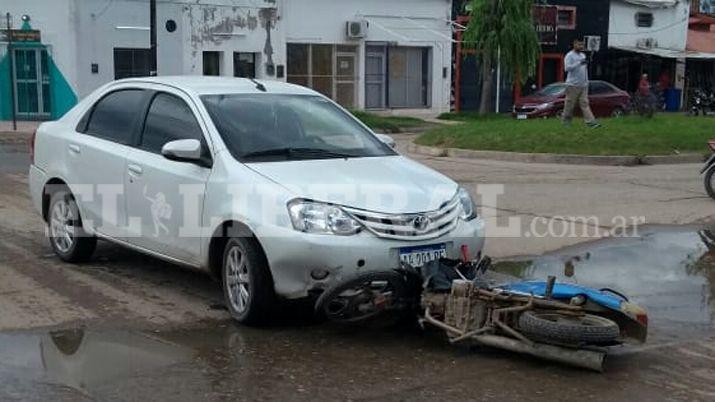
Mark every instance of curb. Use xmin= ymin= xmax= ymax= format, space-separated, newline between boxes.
xmin=406 ymin=143 xmax=706 ymax=166
xmin=0 ymin=132 xmax=32 ymax=146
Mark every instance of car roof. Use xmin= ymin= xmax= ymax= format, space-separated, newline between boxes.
xmin=111 ymin=75 xmax=318 ymax=96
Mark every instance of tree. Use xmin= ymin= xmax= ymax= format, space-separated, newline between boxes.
xmin=463 ymin=0 xmax=541 ymax=115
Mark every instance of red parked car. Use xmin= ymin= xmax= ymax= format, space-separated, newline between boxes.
xmin=513 ymin=81 xmax=631 ymax=119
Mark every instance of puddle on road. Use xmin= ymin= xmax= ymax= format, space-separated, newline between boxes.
xmin=1 ymin=226 xmax=714 ymax=399
xmin=493 ymin=225 xmax=715 ymax=340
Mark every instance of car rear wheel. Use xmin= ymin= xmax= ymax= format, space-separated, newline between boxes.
xmin=222 ymin=237 xmax=276 ymax=325
xmin=48 ymin=190 xmax=96 ymax=262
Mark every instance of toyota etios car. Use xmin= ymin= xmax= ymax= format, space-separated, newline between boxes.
xmin=29 ymin=77 xmax=485 ymax=324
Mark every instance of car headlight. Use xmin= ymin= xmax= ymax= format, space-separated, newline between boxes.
xmin=287 ymin=199 xmax=361 ymax=235
xmin=536 ymin=102 xmax=553 ymax=110
xmin=457 ymin=187 xmax=477 ymax=221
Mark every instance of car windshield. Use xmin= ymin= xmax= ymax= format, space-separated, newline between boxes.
xmin=535 ymin=83 xmax=566 ymax=96
xmin=201 ymin=94 xmax=396 ymax=162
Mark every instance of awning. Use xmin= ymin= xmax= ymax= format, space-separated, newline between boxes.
xmin=620 ymin=0 xmax=678 ymax=8
xmin=611 ymin=45 xmax=715 ymax=59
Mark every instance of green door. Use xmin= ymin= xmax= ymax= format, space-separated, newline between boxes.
xmin=13 ymin=48 xmax=51 ymax=119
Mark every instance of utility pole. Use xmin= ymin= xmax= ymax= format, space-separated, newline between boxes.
xmin=6 ymin=12 xmax=16 ymax=131
xmin=149 ymin=0 xmax=157 ymax=76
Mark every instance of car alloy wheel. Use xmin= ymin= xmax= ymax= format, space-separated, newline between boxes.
xmin=225 ymin=244 xmax=251 ymax=314
xmin=50 ymin=196 xmax=76 ymax=253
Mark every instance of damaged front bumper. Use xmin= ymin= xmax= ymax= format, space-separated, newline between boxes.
xmin=259 ymin=217 xmax=486 ymax=299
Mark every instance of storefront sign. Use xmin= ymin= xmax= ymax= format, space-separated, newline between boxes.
xmin=0 ymin=29 xmax=41 ymax=43
xmin=533 ymin=5 xmax=558 ymax=45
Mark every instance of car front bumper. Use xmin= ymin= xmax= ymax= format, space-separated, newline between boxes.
xmin=258 ymin=217 xmax=486 ymax=298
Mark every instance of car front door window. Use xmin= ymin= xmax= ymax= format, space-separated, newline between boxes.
xmin=141 ymin=93 xmax=207 ymax=155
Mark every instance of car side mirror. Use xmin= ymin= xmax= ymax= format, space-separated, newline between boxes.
xmin=161 ymin=139 xmax=205 ymax=164
xmin=375 ymin=133 xmax=396 ymax=149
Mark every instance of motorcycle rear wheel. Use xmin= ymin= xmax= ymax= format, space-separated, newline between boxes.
xmin=518 ymin=311 xmax=619 ymax=345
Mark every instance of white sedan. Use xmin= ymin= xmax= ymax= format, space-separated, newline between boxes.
xmin=28 ymin=76 xmax=485 ymax=324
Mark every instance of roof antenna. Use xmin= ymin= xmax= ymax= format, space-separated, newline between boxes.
xmin=249 ymin=78 xmax=266 ymax=92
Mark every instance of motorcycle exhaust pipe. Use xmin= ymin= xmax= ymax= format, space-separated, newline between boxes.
xmin=472 ymin=334 xmax=606 ymax=372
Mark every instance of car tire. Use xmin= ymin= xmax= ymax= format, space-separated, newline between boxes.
xmin=47 ymin=189 xmax=97 ymax=263
xmin=705 ymin=166 xmax=715 ymax=200
xmin=221 ymin=237 xmax=276 ymax=325
xmin=610 ymin=107 xmax=624 ymax=118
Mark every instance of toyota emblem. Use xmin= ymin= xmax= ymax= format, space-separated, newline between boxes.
xmin=412 ymin=215 xmax=430 ymax=232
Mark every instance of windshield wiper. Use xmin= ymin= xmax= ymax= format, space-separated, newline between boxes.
xmin=241 ymin=147 xmax=356 ymax=160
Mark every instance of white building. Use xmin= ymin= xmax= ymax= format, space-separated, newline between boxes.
xmin=608 ymin=0 xmax=691 ymax=52
xmin=0 ymin=0 xmax=454 ymax=121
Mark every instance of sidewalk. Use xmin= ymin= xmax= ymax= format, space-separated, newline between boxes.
xmin=0 ymin=120 xmax=41 ymax=134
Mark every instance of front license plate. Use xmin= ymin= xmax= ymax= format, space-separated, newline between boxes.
xmin=399 ymin=244 xmax=447 ymax=267
xmin=517 ymin=113 xmax=528 ymax=120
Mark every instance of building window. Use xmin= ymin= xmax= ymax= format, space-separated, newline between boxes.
xmin=113 ymin=48 xmax=151 ymax=79
xmin=363 ymin=44 xmax=431 ymax=109
xmin=556 ymin=6 xmax=576 ymax=30
xmin=635 ymin=12 xmax=653 ymax=28
xmin=287 ymin=43 xmax=357 ymax=108
xmin=203 ymin=51 xmax=221 ymax=76
xmin=233 ymin=53 xmax=256 ymax=78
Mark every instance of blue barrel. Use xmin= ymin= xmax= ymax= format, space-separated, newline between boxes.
xmin=664 ymin=88 xmax=681 ymax=111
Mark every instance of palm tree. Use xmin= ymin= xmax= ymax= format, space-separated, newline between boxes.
xmin=463 ymin=0 xmax=541 ymax=115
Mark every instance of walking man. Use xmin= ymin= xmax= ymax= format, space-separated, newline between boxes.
xmin=562 ymin=39 xmax=600 ymax=127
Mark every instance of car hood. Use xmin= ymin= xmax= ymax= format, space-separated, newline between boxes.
xmin=517 ymin=94 xmax=564 ymax=106
xmin=246 ymin=155 xmax=459 ymax=213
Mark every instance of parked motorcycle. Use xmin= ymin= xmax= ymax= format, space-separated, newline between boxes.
xmin=688 ymin=88 xmax=715 ymax=116
xmin=316 ymin=256 xmax=648 ymax=372
xmin=702 ymin=140 xmax=715 ymax=199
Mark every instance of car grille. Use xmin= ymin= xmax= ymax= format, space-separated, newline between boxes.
xmin=343 ymin=197 xmax=462 ymax=240
xmin=514 ymin=106 xmax=535 ymax=113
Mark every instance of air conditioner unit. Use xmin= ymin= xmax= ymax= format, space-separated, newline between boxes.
xmin=346 ymin=20 xmax=367 ymax=39
xmin=636 ymin=37 xmax=658 ymax=49
xmin=584 ymin=35 xmax=601 ymax=52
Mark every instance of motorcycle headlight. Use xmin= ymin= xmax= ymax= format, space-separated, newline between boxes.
xmin=287 ymin=199 xmax=361 ymax=235
xmin=457 ymin=187 xmax=477 ymax=221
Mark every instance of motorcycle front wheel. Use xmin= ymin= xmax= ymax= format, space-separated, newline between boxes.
xmin=315 ymin=271 xmax=408 ymax=324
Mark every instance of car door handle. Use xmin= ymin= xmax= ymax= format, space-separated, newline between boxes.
xmin=68 ymin=144 xmax=80 ymax=154
xmin=127 ymin=164 xmax=143 ymax=176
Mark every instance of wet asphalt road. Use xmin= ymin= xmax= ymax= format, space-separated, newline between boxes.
xmin=1 ymin=145 xmax=714 ymax=400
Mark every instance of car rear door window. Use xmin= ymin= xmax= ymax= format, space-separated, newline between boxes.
xmin=590 ymin=82 xmax=612 ymax=95
xmin=140 ymin=93 xmax=205 ymax=154
xmin=85 ymin=89 xmax=146 ymax=144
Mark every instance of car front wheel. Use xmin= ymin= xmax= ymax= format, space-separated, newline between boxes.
xmin=221 ymin=237 xmax=276 ymax=325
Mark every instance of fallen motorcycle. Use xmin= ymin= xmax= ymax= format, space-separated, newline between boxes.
xmin=315 ymin=256 xmax=648 ymax=372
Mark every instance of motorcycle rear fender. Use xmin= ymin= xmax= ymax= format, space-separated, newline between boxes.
xmin=700 ymin=155 xmax=715 ymax=174
xmin=601 ymin=302 xmax=648 ymax=343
